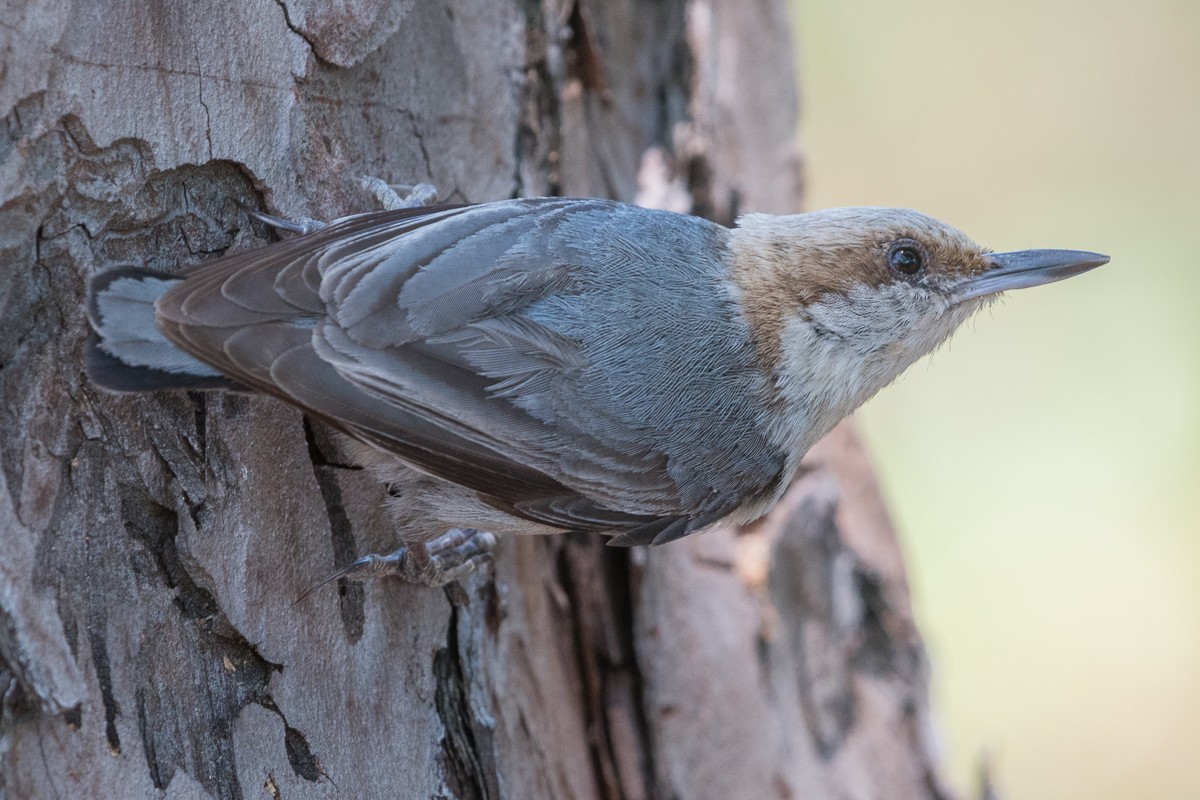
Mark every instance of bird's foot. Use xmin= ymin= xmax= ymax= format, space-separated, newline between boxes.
xmin=239 ymin=203 xmax=327 ymax=234
xmin=301 ymin=528 xmax=496 ymax=598
xmin=357 ymin=176 xmax=439 ymax=210
xmin=240 ymin=178 xmax=439 ymax=236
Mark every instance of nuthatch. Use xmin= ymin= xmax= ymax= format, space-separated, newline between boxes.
xmin=85 ymin=187 xmax=1108 ymax=587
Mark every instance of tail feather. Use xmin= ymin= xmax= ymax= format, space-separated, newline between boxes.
xmin=85 ymin=266 xmax=241 ymax=392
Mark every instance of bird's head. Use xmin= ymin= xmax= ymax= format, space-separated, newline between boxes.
xmin=728 ymin=207 xmax=1108 ymax=450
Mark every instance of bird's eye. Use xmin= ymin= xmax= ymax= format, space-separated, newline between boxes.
xmin=888 ymin=243 xmax=924 ymax=275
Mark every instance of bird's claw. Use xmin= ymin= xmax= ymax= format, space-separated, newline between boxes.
xmin=236 ymin=199 xmax=327 ymax=235
xmin=357 ymin=176 xmax=439 ymax=210
xmin=238 ymin=176 xmax=438 ymax=238
xmin=299 ymin=528 xmax=496 ymax=600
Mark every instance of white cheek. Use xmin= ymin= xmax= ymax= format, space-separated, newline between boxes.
xmin=769 ymin=284 xmax=980 ymax=455
xmin=810 ymin=283 xmax=938 ymax=348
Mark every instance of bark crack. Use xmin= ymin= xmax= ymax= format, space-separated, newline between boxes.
xmin=404 ymin=110 xmax=434 ymax=186
xmin=45 ymin=52 xmax=291 ymax=92
xmin=511 ymin=0 xmax=563 ymax=198
xmin=0 ymin=652 xmax=37 ymax=738
xmin=270 ymin=0 xmax=336 ymax=68
xmin=258 ymin=697 xmax=328 ymax=784
xmin=434 ymin=605 xmax=499 ymax=800
xmin=85 ymin=613 xmax=121 ymax=756
xmin=116 ymin=484 xmax=284 ymax=798
xmin=194 ymin=45 xmax=214 ymax=160
xmin=560 ymin=537 xmax=658 ymax=800
xmin=302 ymin=417 xmax=367 ymax=643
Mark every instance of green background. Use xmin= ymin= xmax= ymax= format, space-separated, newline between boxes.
xmin=787 ymin=1 xmax=1200 ymax=798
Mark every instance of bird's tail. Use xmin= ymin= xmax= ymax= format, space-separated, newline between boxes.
xmin=85 ymin=266 xmax=237 ymax=392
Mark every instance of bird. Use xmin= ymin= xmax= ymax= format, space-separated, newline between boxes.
xmin=84 ymin=186 xmax=1109 ymax=588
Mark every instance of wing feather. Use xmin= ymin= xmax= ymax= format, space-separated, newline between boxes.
xmin=155 ymin=198 xmax=784 ymax=539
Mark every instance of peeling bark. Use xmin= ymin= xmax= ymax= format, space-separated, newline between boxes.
xmin=0 ymin=1 xmax=950 ymax=798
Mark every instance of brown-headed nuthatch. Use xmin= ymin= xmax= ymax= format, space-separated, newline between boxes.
xmin=86 ymin=188 xmax=1108 ymax=587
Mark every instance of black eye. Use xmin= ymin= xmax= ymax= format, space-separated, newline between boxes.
xmin=889 ymin=243 xmax=924 ymax=275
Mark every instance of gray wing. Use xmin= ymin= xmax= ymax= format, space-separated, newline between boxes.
xmin=156 ymin=198 xmax=786 ymax=543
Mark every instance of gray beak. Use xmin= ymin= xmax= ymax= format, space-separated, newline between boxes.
xmin=955 ymin=249 xmax=1110 ymax=302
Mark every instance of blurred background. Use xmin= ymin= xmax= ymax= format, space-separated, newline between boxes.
xmin=786 ymin=1 xmax=1200 ymax=798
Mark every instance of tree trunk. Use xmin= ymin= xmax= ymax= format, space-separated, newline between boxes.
xmin=0 ymin=1 xmax=951 ymax=798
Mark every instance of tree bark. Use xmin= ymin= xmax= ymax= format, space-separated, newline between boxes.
xmin=0 ymin=1 xmax=951 ymax=798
